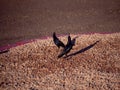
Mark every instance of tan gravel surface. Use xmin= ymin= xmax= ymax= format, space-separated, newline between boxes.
xmin=0 ymin=33 xmax=120 ymax=90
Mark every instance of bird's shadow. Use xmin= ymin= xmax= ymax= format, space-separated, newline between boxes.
xmin=65 ymin=40 xmax=100 ymax=58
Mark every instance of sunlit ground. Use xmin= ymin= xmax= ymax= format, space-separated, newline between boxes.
xmin=0 ymin=33 xmax=120 ymax=90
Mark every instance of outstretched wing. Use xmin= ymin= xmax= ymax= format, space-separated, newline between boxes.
xmin=53 ymin=32 xmax=65 ymax=48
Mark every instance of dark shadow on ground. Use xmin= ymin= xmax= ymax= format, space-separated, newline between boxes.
xmin=65 ymin=40 xmax=100 ymax=58
xmin=0 ymin=49 xmax=9 ymax=54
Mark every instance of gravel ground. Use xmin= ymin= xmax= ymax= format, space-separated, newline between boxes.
xmin=0 ymin=33 xmax=120 ymax=90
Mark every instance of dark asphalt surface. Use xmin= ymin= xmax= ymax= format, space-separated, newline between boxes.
xmin=0 ymin=0 xmax=120 ymax=47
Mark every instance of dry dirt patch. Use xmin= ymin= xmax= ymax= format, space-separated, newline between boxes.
xmin=0 ymin=33 xmax=120 ymax=90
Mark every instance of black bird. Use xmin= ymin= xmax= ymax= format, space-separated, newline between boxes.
xmin=58 ymin=35 xmax=74 ymax=58
xmin=53 ymin=32 xmax=65 ymax=48
xmin=71 ymin=36 xmax=78 ymax=46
